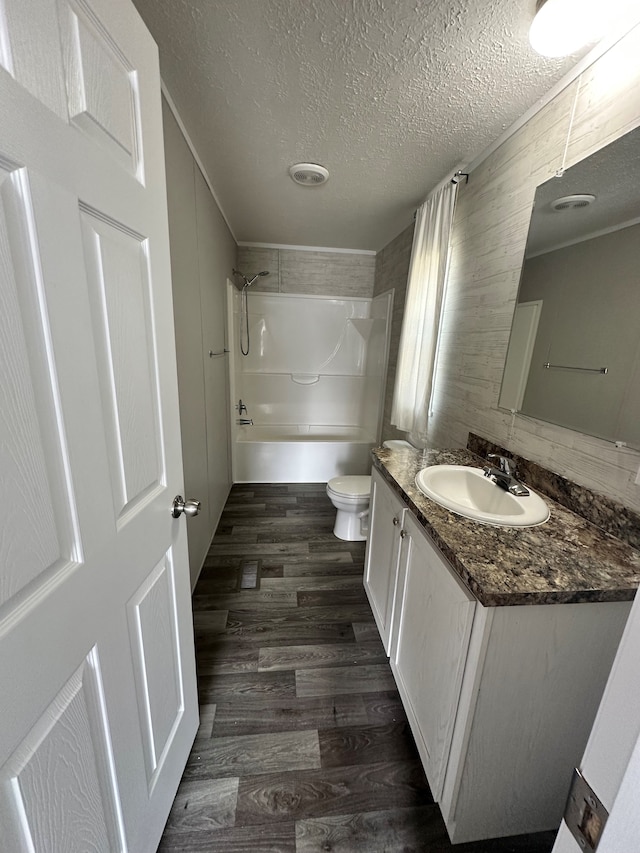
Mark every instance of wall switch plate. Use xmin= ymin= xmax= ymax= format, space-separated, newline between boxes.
xmin=563 ymin=768 xmax=608 ymax=851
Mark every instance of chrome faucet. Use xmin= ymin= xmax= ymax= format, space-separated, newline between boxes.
xmin=483 ymin=454 xmax=529 ymax=496
xmin=237 ymin=399 xmax=247 ymax=415
xmin=237 ymin=417 xmax=253 ymax=426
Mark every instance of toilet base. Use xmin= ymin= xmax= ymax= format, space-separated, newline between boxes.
xmin=333 ymin=508 xmax=367 ymax=541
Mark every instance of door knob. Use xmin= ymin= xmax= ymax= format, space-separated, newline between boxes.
xmin=171 ymin=495 xmax=201 ymax=518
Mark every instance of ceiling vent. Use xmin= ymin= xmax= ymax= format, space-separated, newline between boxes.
xmin=550 ymin=194 xmax=596 ymax=211
xmin=289 ymin=163 xmax=329 ymax=186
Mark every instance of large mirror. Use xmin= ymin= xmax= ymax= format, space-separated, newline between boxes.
xmin=499 ymin=125 xmax=640 ymax=448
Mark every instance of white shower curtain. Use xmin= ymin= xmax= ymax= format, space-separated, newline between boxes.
xmin=391 ymin=180 xmax=458 ymax=438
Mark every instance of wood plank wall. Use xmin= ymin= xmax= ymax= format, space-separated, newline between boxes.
xmin=425 ymin=25 xmax=640 ymax=511
xmin=236 ymin=246 xmax=376 ymax=298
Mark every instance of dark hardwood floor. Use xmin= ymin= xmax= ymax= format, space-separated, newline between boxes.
xmin=157 ymin=483 xmax=557 ymax=853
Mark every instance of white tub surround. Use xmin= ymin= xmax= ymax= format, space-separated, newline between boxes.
xmin=228 ymin=289 xmax=392 ymax=482
xmin=234 ymin=425 xmax=374 ymax=483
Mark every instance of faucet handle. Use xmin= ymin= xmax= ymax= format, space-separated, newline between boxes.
xmin=488 ymin=453 xmax=515 ymax=476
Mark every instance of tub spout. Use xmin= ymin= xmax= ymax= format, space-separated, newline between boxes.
xmin=237 ymin=418 xmax=253 ymax=425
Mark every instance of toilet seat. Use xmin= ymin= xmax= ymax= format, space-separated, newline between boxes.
xmin=326 ymin=475 xmax=371 ymax=499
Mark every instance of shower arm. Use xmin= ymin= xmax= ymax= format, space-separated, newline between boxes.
xmin=232 ymin=268 xmax=270 ymax=290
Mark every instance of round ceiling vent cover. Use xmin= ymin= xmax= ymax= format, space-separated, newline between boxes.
xmin=550 ymin=194 xmax=596 ymax=211
xmin=289 ymin=163 xmax=329 ymax=186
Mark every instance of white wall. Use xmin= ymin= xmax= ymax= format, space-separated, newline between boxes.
xmin=426 ymin=24 xmax=640 ymax=512
xmin=518 ymin=224 xmax=640 ymax=445
xmin=163 ymin=98 xmax=236 ymax=587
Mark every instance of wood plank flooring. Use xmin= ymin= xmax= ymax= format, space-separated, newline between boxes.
xmin=157 ymin=484 xmax=557 ymax=853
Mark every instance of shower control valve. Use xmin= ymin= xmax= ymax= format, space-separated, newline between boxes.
xmin=236 ymin=399 xmax=247 ymax=415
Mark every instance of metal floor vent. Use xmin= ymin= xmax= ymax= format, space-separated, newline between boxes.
xmin=238 ymin=559 xmax=261 ymax=590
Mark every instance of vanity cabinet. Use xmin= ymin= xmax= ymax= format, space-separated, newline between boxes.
xmin=364 ymin=468 xmax=476 ymax=797
xmin=364 ymin=467 xmax=632 ymax=843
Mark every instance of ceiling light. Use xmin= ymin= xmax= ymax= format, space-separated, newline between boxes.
xmin=529 ymin=0 xmax=605 ymax=57
xmin=289 ymin=163 xmax=329 ymax=186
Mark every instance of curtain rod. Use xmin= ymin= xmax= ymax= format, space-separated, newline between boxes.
xmin=413 ymin=165 xmax=468 ymax=219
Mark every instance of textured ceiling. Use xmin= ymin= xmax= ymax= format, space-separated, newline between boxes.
xmin=131 ymin=0 xmax=592 ymax=251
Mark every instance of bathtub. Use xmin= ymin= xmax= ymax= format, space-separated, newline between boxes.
xmin=233 ymin=424 xmax=375 ymax=483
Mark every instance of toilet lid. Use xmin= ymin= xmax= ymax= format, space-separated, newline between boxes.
xmin=327 ymin=475 xmax=371 ymax=497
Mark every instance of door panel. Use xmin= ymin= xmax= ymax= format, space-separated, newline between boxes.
xmin=81 ymin=211 xmax=162 ymax=517
xmin=0 ymin=167 xmax=78 ymax=607
xmin=1 ymin=650 xmax=125 ymax=853
xmin=128 ymin=554 xmax=184 ymax=791
xmin=0 ymin=0 xmax=67 ymax=119
xmin=58 ymin=0 xmax=140 ymax=173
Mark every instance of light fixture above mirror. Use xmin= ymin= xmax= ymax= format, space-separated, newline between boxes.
xmin=529 ymin=0 xmax=605 ymax=57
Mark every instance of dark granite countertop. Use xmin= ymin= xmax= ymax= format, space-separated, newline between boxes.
xmin=372 ymin=447 xmax=640 ymax=607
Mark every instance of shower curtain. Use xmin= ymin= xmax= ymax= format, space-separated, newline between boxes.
xmin=391 ymin=179 xmax=458 ymax=438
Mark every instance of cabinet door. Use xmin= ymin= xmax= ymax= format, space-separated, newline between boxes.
xmin=364 ymin=469 xmax=405 ymax=652
xmin=390 ymin=512 xmax=475 ymax=799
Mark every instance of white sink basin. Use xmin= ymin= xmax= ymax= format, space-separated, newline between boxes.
xmin=415 ymin=465 xmax=549 ymax=527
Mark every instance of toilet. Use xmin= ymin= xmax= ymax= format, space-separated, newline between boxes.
xmin=326 ymin=475 xmax=372 ymax=541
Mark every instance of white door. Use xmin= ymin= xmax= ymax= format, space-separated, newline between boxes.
xmin=499 ymin=299 xmax=542 ymax=412
xmin=552 ymin=588 xmax=640 ymax=852
xmin=0 ymin=1 xmax=198 ymax=851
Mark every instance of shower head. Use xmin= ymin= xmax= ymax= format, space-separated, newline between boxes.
xmin=247 ymin=270 xmax=269 ymax=287
xmin=232 ymin=268 xmax=270 ymax=288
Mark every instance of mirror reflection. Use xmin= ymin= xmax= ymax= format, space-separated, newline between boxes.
xmin=499 ymin=125 xmax=640 ymax=448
